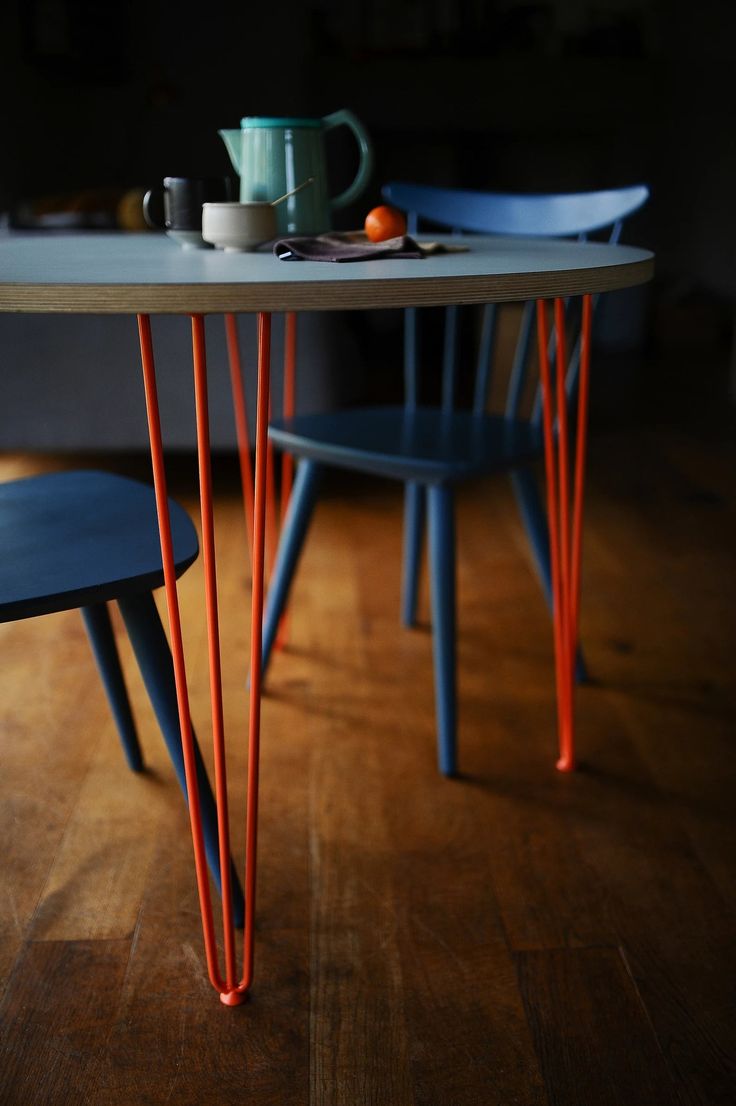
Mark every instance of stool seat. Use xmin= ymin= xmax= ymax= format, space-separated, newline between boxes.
xmin=0 ymin=470 xmax=198 ymax=622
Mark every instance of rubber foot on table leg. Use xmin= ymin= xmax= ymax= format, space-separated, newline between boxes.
xmin=220 ymin=989 xmax=248 ymax=1007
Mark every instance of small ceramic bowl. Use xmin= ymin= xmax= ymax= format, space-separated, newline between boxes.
xmin=202 ymin=202 xmax=277 ymax=252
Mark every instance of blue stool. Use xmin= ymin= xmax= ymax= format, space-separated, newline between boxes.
xmin=0 ymin=469 xmax=244 ymax=926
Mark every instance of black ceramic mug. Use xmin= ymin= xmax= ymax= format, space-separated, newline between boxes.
xmin=143 ymin=177 xmax=231 ymax=231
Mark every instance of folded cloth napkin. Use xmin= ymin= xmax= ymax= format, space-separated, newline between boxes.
xmin=273 ymin=232 xmax=425 ymax=262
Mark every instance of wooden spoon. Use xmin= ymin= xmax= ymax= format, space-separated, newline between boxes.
xmin=270 ymin=178 xmax=315 ymax=206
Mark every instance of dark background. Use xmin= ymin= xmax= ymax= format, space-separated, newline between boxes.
xmin=2 ymin=0 xmax=734 ymax=418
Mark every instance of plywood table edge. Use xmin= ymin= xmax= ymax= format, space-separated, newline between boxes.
xmin=0 ymin=258 xmax=654 ymax=314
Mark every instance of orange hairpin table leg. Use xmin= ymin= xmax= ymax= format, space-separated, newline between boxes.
xmin=225 ymin=312 xmax=277 ymax=585
xmin=225 ymin=313 xmax=255 ymax=570
xmin=237 ymin=311 xmax=271 ymax=999
xmin=536 ymin=295 xmax=592 ymax=772
xmin=137 ymin=311 xmax=272 ymax=1006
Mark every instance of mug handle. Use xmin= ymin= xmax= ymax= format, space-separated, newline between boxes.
xmin=322 ymin=109 xmax=374 ymax=211
xmin=142 ymin=189 xmax=166 ymax=229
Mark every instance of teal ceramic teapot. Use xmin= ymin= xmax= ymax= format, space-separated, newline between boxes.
xmin=219 ymin=111 xmax=373 ymax=235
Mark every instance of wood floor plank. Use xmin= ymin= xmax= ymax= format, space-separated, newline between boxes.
xmin=582 ymin=429 xmax=736 ymax=914
xmin=344 ymin=492 xmax=549 ymax=1105
xmin=613 ymin=691 xmax=736 ymax=916
xmin=445 ymin=482 xmax=619 ymax=954
xmin=0 ymin=610 xmax=105 ymax=990
xmin=293 ymin=499 xmax=416 ymax=1106
xmin=93 ymin=808 xmax=310 ymax=1106
xmin=517 ymin=946 xmax=684 ymax=1106
xmin=29 ymin=701 xmax=164 ymax=942
xmin=309 ymin=741 xmax=416 ymax=1106
xmin=565 ymin=693 xmax=736 ymax=1106
xmin=0 ymin=938 xmax=131 ymax=1105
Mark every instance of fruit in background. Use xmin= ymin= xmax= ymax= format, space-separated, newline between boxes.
xmin=117 ymin=188 xmax=149 ymax=231
xmin=364 ymin=204 xmax=407 ymax=243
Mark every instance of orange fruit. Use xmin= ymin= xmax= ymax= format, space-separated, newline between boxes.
xmin=364 ymin=204 xmax=407 ymax=243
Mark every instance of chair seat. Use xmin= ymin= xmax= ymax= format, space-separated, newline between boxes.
xmin=268 ymin=407 xmax=542 ymax=482
xmin=0 ymin=470 xmax=198 ymax=621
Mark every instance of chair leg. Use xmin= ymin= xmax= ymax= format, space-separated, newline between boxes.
xmin=427 ymin=483 xmax=457 ymax=777
xmin=116 ymin=591 xmax=245 ymax=929
xmin=510 ymin=466 xmax=589 ymax=684
xmin=81 ymin=603 xmax=143 ymax=772
xmin=401 ymin=480 xmax=426 ymax=628
xmin=261 ymin=457 xmax=322 ymax=675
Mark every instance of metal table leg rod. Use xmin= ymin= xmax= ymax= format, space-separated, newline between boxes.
xmin=225 ymin=313 xmax=255 ymax=569
xmin=225 ymin=312 xmax=278 ymax=586
xmin=238 ymin=311 xmax=272 ymax=1000
xmin=571 ymin=295 xmax=592 ymax=636
xmin=191 ymin=315 xmax=238 ymax=991
xmin=553 ymin=297 xmax=575 ymax=761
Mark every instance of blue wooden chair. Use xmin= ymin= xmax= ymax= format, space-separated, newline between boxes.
xmin=0 ymin=469 xmax=244 ymax=924
xmin=261 ymin=183 xmax=650 ymax=776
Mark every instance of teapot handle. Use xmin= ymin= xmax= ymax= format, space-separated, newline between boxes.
xmin=322 ymin=110 xmax=374 ymax=211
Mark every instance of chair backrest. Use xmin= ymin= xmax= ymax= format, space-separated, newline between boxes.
xmin=381 ymin=182 xmax=650 ymax=425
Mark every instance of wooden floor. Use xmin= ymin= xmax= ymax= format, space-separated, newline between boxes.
xmin=0 ymin=409 xmax=734 ymax=1103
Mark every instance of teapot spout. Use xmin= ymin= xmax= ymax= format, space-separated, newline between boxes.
xmin=218 ymin=129 xmax=242 ymax=176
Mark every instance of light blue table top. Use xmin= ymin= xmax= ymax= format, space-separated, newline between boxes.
xmin=0 ymin=231 xmax=654 ymax=314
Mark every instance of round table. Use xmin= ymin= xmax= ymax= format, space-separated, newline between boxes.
xmin=0 ymin=230 xmax=651 ymax=312
xmin=0 ymin=230 xmax=654 ymax=1005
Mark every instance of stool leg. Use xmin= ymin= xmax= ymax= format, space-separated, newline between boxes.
xmin=427 ymin=483 xmax=457 ymax=777
xmin=261 ymin=457 xmax=322 ymax=676
xmin=81 ymin=602 xmax=143 ymax=772
xmin=117 ymin=591 xmax=245 ymax=929
xmin=401 ymin=481 xmax=426 ymax=628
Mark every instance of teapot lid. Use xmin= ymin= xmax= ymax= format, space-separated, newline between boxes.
xmin=241 ymin=116 xmax=322 ymax=129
